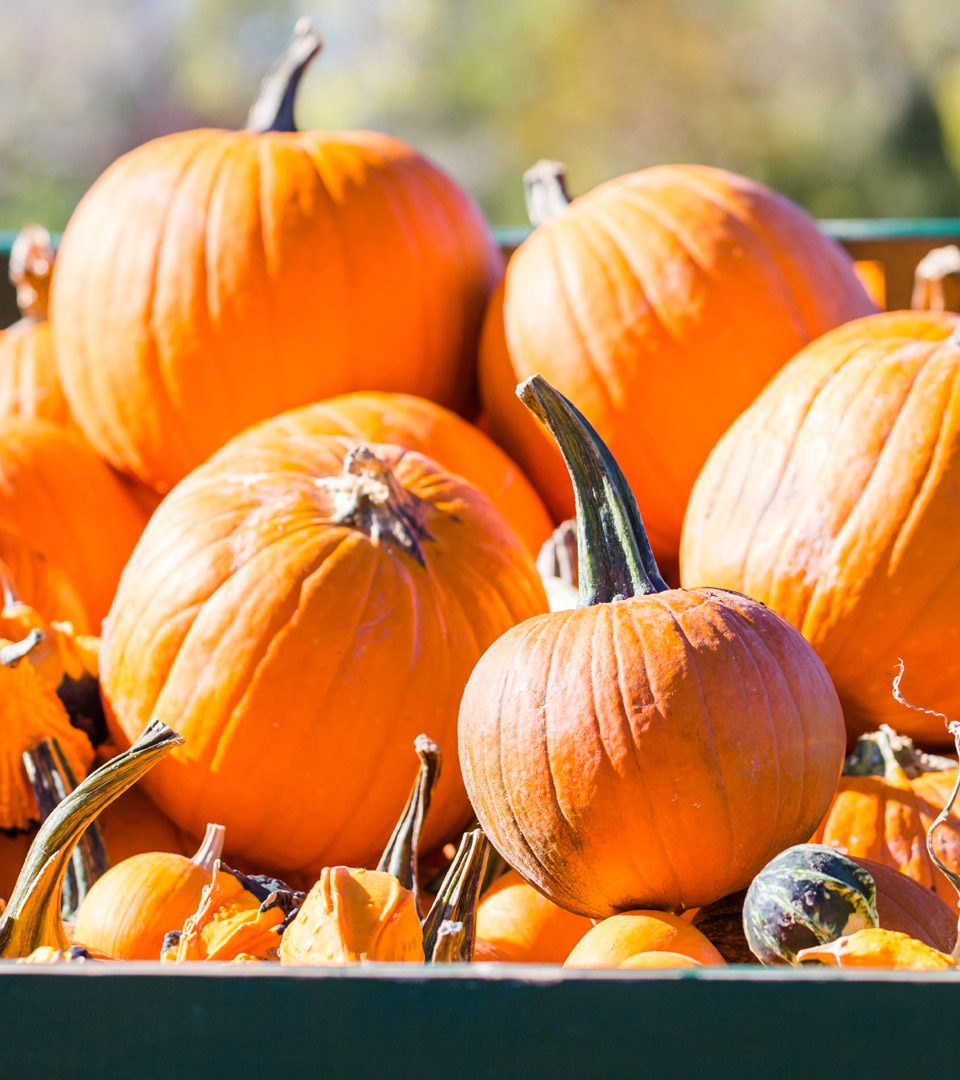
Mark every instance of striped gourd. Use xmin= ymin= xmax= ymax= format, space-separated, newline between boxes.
xmin=743 ymin=845 xmax=879 ymax=965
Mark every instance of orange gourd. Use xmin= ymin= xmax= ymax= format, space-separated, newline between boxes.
xmin=279 ymin=867 xmax=424 ymax=965
xmin=459 ymin=378 xmax=845 ymax=917
xmin=234 ymin=392 xmax=551 ymax=557
xmin=564 ymin=911 xmax=724 ymax=968
xmin=481 ymin=161 xmax=876 ymax=577
xmin=474 ymin=870 xmax=592 ymax=963
xmin=798 ymin=928 xmax=956 ymax=970
xmin=72 ymin=823 xmax=224 ymax=960
xmin=50 ymin=20 xmax=502 ymax=495
xmin=0 ymin=226 xmax=74 ymax=428
xmin=0 ymin=418 xmax=147 ymax=625
xmin=681 ymin=311 xmax=960 ymax=743
xmin=812 ymin=725 xmax=960 ymax=907
xmin=101 ymin=430 xmax=546 ymax=876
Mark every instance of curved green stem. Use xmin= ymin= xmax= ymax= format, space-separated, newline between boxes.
xmin=517 ymin=375 xmax=667 ymax=605
xmin=845 ymin=724 xmax=956 ymax=778
xmin=523 ymin=160 xmax=572 ymax=227
xmin=376 ymin=735 xmax=442 ymax=919
xmin=0 ymin=720 xmax=183 ymax=957
xmin=423 ymin=828 xmax=490 ymax=962
xmin=246 ymin=18 xmax=323 ymax=134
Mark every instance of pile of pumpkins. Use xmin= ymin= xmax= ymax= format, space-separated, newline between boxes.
xmin=1 ymin=18 xmax=960 ymax=972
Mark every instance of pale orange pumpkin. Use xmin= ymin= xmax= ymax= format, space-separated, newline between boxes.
xmin=50 ymin=20 xmax=502 ymax=495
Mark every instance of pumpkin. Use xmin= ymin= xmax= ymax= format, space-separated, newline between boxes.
xmin=617 ymin=951 xmax=703 ymax=970
xmin=279 ymin=867 xmax=424 ymax=965
xmin=680 ymin=310 xmax=960 ymax=743
xmin=72 ymin=823 xmax=224 ymax=960
xmin=474 ymin=869 xmax=593 ymax=964
xmin=0 ymin=719 xmax=182 ymax=958
xmin=855 ymin=857 xmax=957 ymax=953
xmin=459 ymin=376 xmax=845 ymax=917
xmin=101 ymin=430 xmax=545 ymax=876
xmin=0 ymin=418 xmax=147 ymax=625
xmin=233 ymin=392 xmax=551 ymax=557
xmin=50 ymin=20 xmax=502 ymax=495
xmin=564 ymin=911 xmax=724 ymax=968
xmin=798 ymin=928 xmax=956 ymax=970
xmin=811 ymin=724 xmax=960 ymax=906
xmin=480 ymin=160 xmax=876 ymax=578
xmin=0 ymin=226 xmax=74 ymax=428
xmin=742 ymin=844 xmax=879 ymax=965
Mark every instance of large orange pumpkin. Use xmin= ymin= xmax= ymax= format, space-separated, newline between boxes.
xmin=101 ymin=430 xmax=546 ymax=876
xmin=459 ymin=377 xmax=845 ymax=917
xmin=680 ymin=311 xmax=960 ymax=743
xmin=0 ymin=419 xmax=147 ymax=625
xmin=480 ymin=161 xmax=876 ymax=577
xmin=233 ymin=392 xmax=551 ymax=556
xmin=50 ymin=20 xmax=502 ymax=495
xmin=0 ymin=226 xmax=74 ymax=429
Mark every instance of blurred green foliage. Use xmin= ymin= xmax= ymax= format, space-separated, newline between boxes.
xmin=1 ymin=0 xmax=958 ymax=230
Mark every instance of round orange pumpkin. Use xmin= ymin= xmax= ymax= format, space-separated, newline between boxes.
xmin=50 ymin=21 xmax=502 ymax=495
xmin=474 ymin=870 xmax=593 ymax=963
xmin=101 ymin=431 xmax=546 ymax=876
xmin=233 ymin=392 xmax=551 ymax=557
xmin=564 ymin=911 xmax=724 ymax=968
xmin=0 ymin=419 xmax=147 ymax=625
xmin=680 ymin=311 xmax=960 ymax=743
xmin=0 ymin=226 xmax=74 ymax=429
xmin=480 ymin=161 xmax=876 ymax=578
xmin=459 ymin=378 xmax=845 ymax=917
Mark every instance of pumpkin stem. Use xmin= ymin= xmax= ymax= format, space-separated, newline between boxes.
xmin=8 ymin=225 xmax=54 ymax=323
xmin=845 ymin=724 xmax=956 ymax=779
xmin=376 ymin=735 xmax=442 ymax=919
xmin=190 ymin=822 xmax=226 ymax=872
xmin=318 ymin=445 xmax=433 ymax=567
xmin=0 ymin=629 xmax=44 ymax=668
xmin=422 ymin=828 xmax=490 ymax=962
xmin=246 ymin=17 xmax=323 ymax=134
xmin=517 ymin=375 xmax=668 ymax=605
xmin=536 ymin=519 xmax=579 ymax=587
xmin=0 ymin=719 xmax=183 ymax=958
xmin=523 ymin=160 xmax=572 ymax=228
xmin=912 ymin=245 xmax=960 ymax=313
xmin=22 ymin=738 xmax=110 ymax=921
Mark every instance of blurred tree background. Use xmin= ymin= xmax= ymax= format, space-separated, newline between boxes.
xmin=2 ymin=0 xmax=960 ymax=230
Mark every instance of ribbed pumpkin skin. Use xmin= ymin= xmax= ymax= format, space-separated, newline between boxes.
xmin=680 ymin=311 xmax=960 ymax=743
xmin=459 ymin=588 xmax=845 ymax=917
xmin=0 ymin=322 xmax=73 ymax=428
xmin=234 ymin=392 xmax=552 ymax=556
xmin=0 ymin=419 xmax=147 ymax=625
xmin=0 ymin=522 xmax=89 ymax=632
xmin=50 ymin=129 xmax=502 ymax=494
xmin=101 ymin=435 xmax=546 ymax=875
xmin=481 ymin=164 xmax=876 ymax=571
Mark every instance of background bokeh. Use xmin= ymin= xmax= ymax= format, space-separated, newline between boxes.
xmin=2 ymin=0 xmax=960 ymax=230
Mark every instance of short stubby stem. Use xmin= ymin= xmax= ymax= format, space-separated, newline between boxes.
xmin=246 ymin=18 xmax=323 ymax=134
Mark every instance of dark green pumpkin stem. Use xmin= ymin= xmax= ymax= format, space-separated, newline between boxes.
xmin=422 ymin=828 xmax=490 ymax=963
xmin=523 ymin=160 xmax=572 ymax=228
xmin=23 ymin=738 xmax=110 ymax=922
xmin=376 ymin=734 xmax=442 ymax=920
xmin=0 ymin=719 xmax=183 ymax=958
xmin=517 ymin=375 xmax=668 ymax=605
xmin=845 ymin=724 xmax=955 ymax=779
xmin=246 ymin=18 xmax=323 ymax=134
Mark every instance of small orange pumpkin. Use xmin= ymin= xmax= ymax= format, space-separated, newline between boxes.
xmin=564 ymin=911 xmax=724 ymax=968
xmin=618 ymin=952 xmax=702 ymax=970
xmin=0 ymin=226 xmax=74 ymax=428
xmin=474 ymin=870 xmax=592 ymax=963
xmin=72 ymin=823 xmax=224 ymax=960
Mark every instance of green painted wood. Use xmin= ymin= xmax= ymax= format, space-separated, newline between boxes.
xmin=0 ymin=964 xmax=958 ymax=1078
